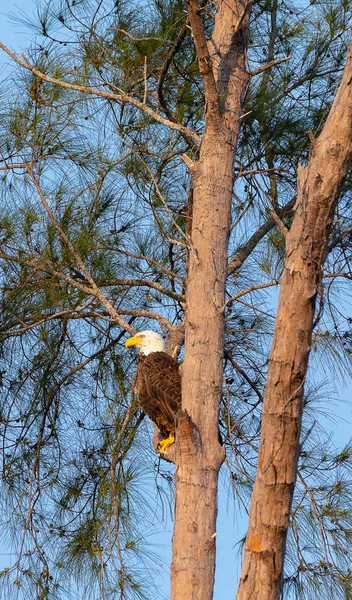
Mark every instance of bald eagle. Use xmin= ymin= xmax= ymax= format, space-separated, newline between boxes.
xmin=125 ymin=330 xmax=181 ymax=453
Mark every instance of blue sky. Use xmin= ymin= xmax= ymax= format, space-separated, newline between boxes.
xmin=0 ymin=2 xmax=351 ymax=599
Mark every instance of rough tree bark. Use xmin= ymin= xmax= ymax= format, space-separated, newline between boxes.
xmin=236 ymin=47 xmax=352 ymax=600
xmin=170 ymin=2 xmax=251 ymax=599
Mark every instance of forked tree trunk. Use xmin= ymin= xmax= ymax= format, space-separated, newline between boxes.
xmin=170 ymin=1 xmax=251 ymax=598
xmin=236 ymin=47 xmax=352 ymax=600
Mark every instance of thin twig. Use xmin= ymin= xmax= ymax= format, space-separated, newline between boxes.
xmin=223 ymin=281 xmax=279 ymax=310
xmin=133 ymin=152 xmax=194 ymax=251
xmin=108 ymin=28 xmax=173 ymax=43
xmin=225 ymin=351 xmax=263 ymax=402
xmin=143 ymin=56 xmax=148 ymax=104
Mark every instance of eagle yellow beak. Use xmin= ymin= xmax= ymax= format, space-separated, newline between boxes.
xmin=125 ymin=335 xmax=141 ymax=348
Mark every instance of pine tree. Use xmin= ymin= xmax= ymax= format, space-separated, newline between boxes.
xmin=0 ymin=1 xmax=351 ymax=598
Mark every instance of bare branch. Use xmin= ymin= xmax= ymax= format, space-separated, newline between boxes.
xmin=235 ymin=166 xmax=291 ymax=177
xmin=233 ymin=0 xmax=253 ymax=36
xmin=54 ymin=325 xmax=134 ymax=394
xmin=102 ymin=278 xmax=184 ymax=302
xmin=328 ymin=225 xmax=352 ymax=251
xmin=0 ymin=298 xmax=94 ymax=337
xmin=143 ymin=55 xmax=148 ymax=104
xmin=188 ymin=0 xmax=219 ymax=110
xmin=99 ymin=246 xmax=184 ymax=280
xmin=225 ymin=351 xmax=263 ymax=402
xmin=133 ymin=152 xmax=194 ymax=251
xmin=108 ymin=28 xmax=172 ymax=43
xmin=227 ymin=198 xmax=295 ymax=274
xmin=223 ymin=281 xmax=279 ymax=311
xmin=0 ymin=42 xmax=201 ymax=145
xmin=323 ymin=272 xmax=352 ymax=280
xmin=249 ymin=56 xmax=292 ymax=77
xmin=118 ymin=309 xmax=175 ymax=331
xmin=181 ymin=153 xmax=196 ymax=170
xmin=269 ymin=209 xmax=289 ymax=237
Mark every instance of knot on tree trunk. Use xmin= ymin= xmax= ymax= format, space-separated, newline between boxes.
xmin=176 ymin=409 xmax=202 ymax=458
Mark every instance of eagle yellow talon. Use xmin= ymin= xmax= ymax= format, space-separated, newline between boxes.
xmin=157 ymin=433 xmax=175 ymax=453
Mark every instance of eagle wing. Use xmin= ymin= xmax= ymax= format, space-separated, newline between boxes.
xmin=138 ymin=352 xmax=181 ymax=431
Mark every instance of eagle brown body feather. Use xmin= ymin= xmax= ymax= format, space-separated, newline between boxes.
xmin=137 ymin=352 xmax=181 ymax=438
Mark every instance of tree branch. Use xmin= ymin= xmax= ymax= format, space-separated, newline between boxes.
xmin=0 ymin=299 xmax=94 ymax=337
xmin=157 ymin=21 xmax=188 ymax=123
xmin=187 ymin=0 xmax=219 ymax=111
xmin=225 ymin=351 xmax=263 ymax=402
xmin=23 ymin=162 xmax=136 ymax=335
xmin=103 ymin=247 xmax=184 ymax=281
xmin=227 ymin=198 xmax=295 ymax=274
xmin=0 ymin=42 xmax=201 ymax=145
xmin=249 ymin=56 xmax=292 ymax=77
xmin=223 ymin=281 xmax=279 ymax=311
xmin=102 ymin=279 xmax=183 ymax=302
xmin=233 ymin=0 xmax=253 ymax=36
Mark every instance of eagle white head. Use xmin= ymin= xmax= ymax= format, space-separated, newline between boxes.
xmin=125 ymin=330 xmax=165 ymax=356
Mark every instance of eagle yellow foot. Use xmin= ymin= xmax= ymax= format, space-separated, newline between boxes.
xmin=157 ymin=433 xmax=175 ymax=453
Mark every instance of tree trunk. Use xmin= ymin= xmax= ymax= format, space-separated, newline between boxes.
xmin=236 ymin=47 xmax=352 ymax=600
xmin=171 ymin=129 xmax=231 ymax=599
xmin=170 ymin=0 xmax=251 ymax=596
